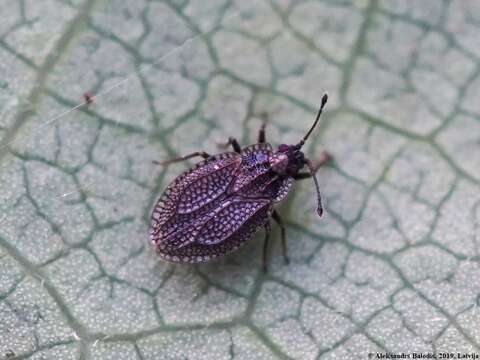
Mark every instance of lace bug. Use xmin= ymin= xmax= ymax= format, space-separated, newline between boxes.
xmin=150 ymin=94 xmax=331 ymax=271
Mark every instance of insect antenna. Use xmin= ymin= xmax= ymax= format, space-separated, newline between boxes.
xmin=296 ymin=93 xmax=328 ymax=148
xmin=305 ymin=159 xmax=324 ymax=217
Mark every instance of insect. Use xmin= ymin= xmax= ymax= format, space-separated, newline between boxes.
xmin=83 ymin=92 xmax=94 ymax=105
xmin=150 ymin=94 xmax=331 ymax=271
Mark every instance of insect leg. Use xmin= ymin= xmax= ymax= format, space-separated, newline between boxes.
xmin=272 ymin=210 xmax=289 ymax=265
xmin=293 ymin=151 xmax=331 ymax=180
xmin=217 ymin=137 xmax=241 ymax=153
xmin=153 ymin=151 xmax=211 ymax=166
xmin=258 ymin=112 xmax=269 ymax=143
xmin=262 ymin=223 xmax=271 ymax=273
xmin=293 ymin=173 xmax=312 ymax=180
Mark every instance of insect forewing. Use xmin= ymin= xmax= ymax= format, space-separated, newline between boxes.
xmin=152 ymin=153 xmax=240 ymax=217
xmin=150 ymin=153 xmax=242 ymax=245
xmin=196 ymin=198 xmax=271 ymax=245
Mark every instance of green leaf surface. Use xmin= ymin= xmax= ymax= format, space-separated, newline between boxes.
xmin=1 ymin=1 xmax=480 ymax=359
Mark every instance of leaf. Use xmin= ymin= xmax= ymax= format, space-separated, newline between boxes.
xmin=1 ymin=1 xmax=480 ymax=359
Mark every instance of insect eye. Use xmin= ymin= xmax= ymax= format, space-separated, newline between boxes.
xmin=278 ymin=144 xmax=289 ymax=152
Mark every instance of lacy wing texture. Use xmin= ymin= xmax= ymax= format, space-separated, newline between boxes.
xmin=0 ymin=1 xmax=479 ymax=359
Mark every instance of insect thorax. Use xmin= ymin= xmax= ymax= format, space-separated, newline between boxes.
xmin=232 ymin=147 xmax=295 ymax=202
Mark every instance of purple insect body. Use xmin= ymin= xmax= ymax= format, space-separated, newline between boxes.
xmin=150 ymin=94 xmax=331 ymax=270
